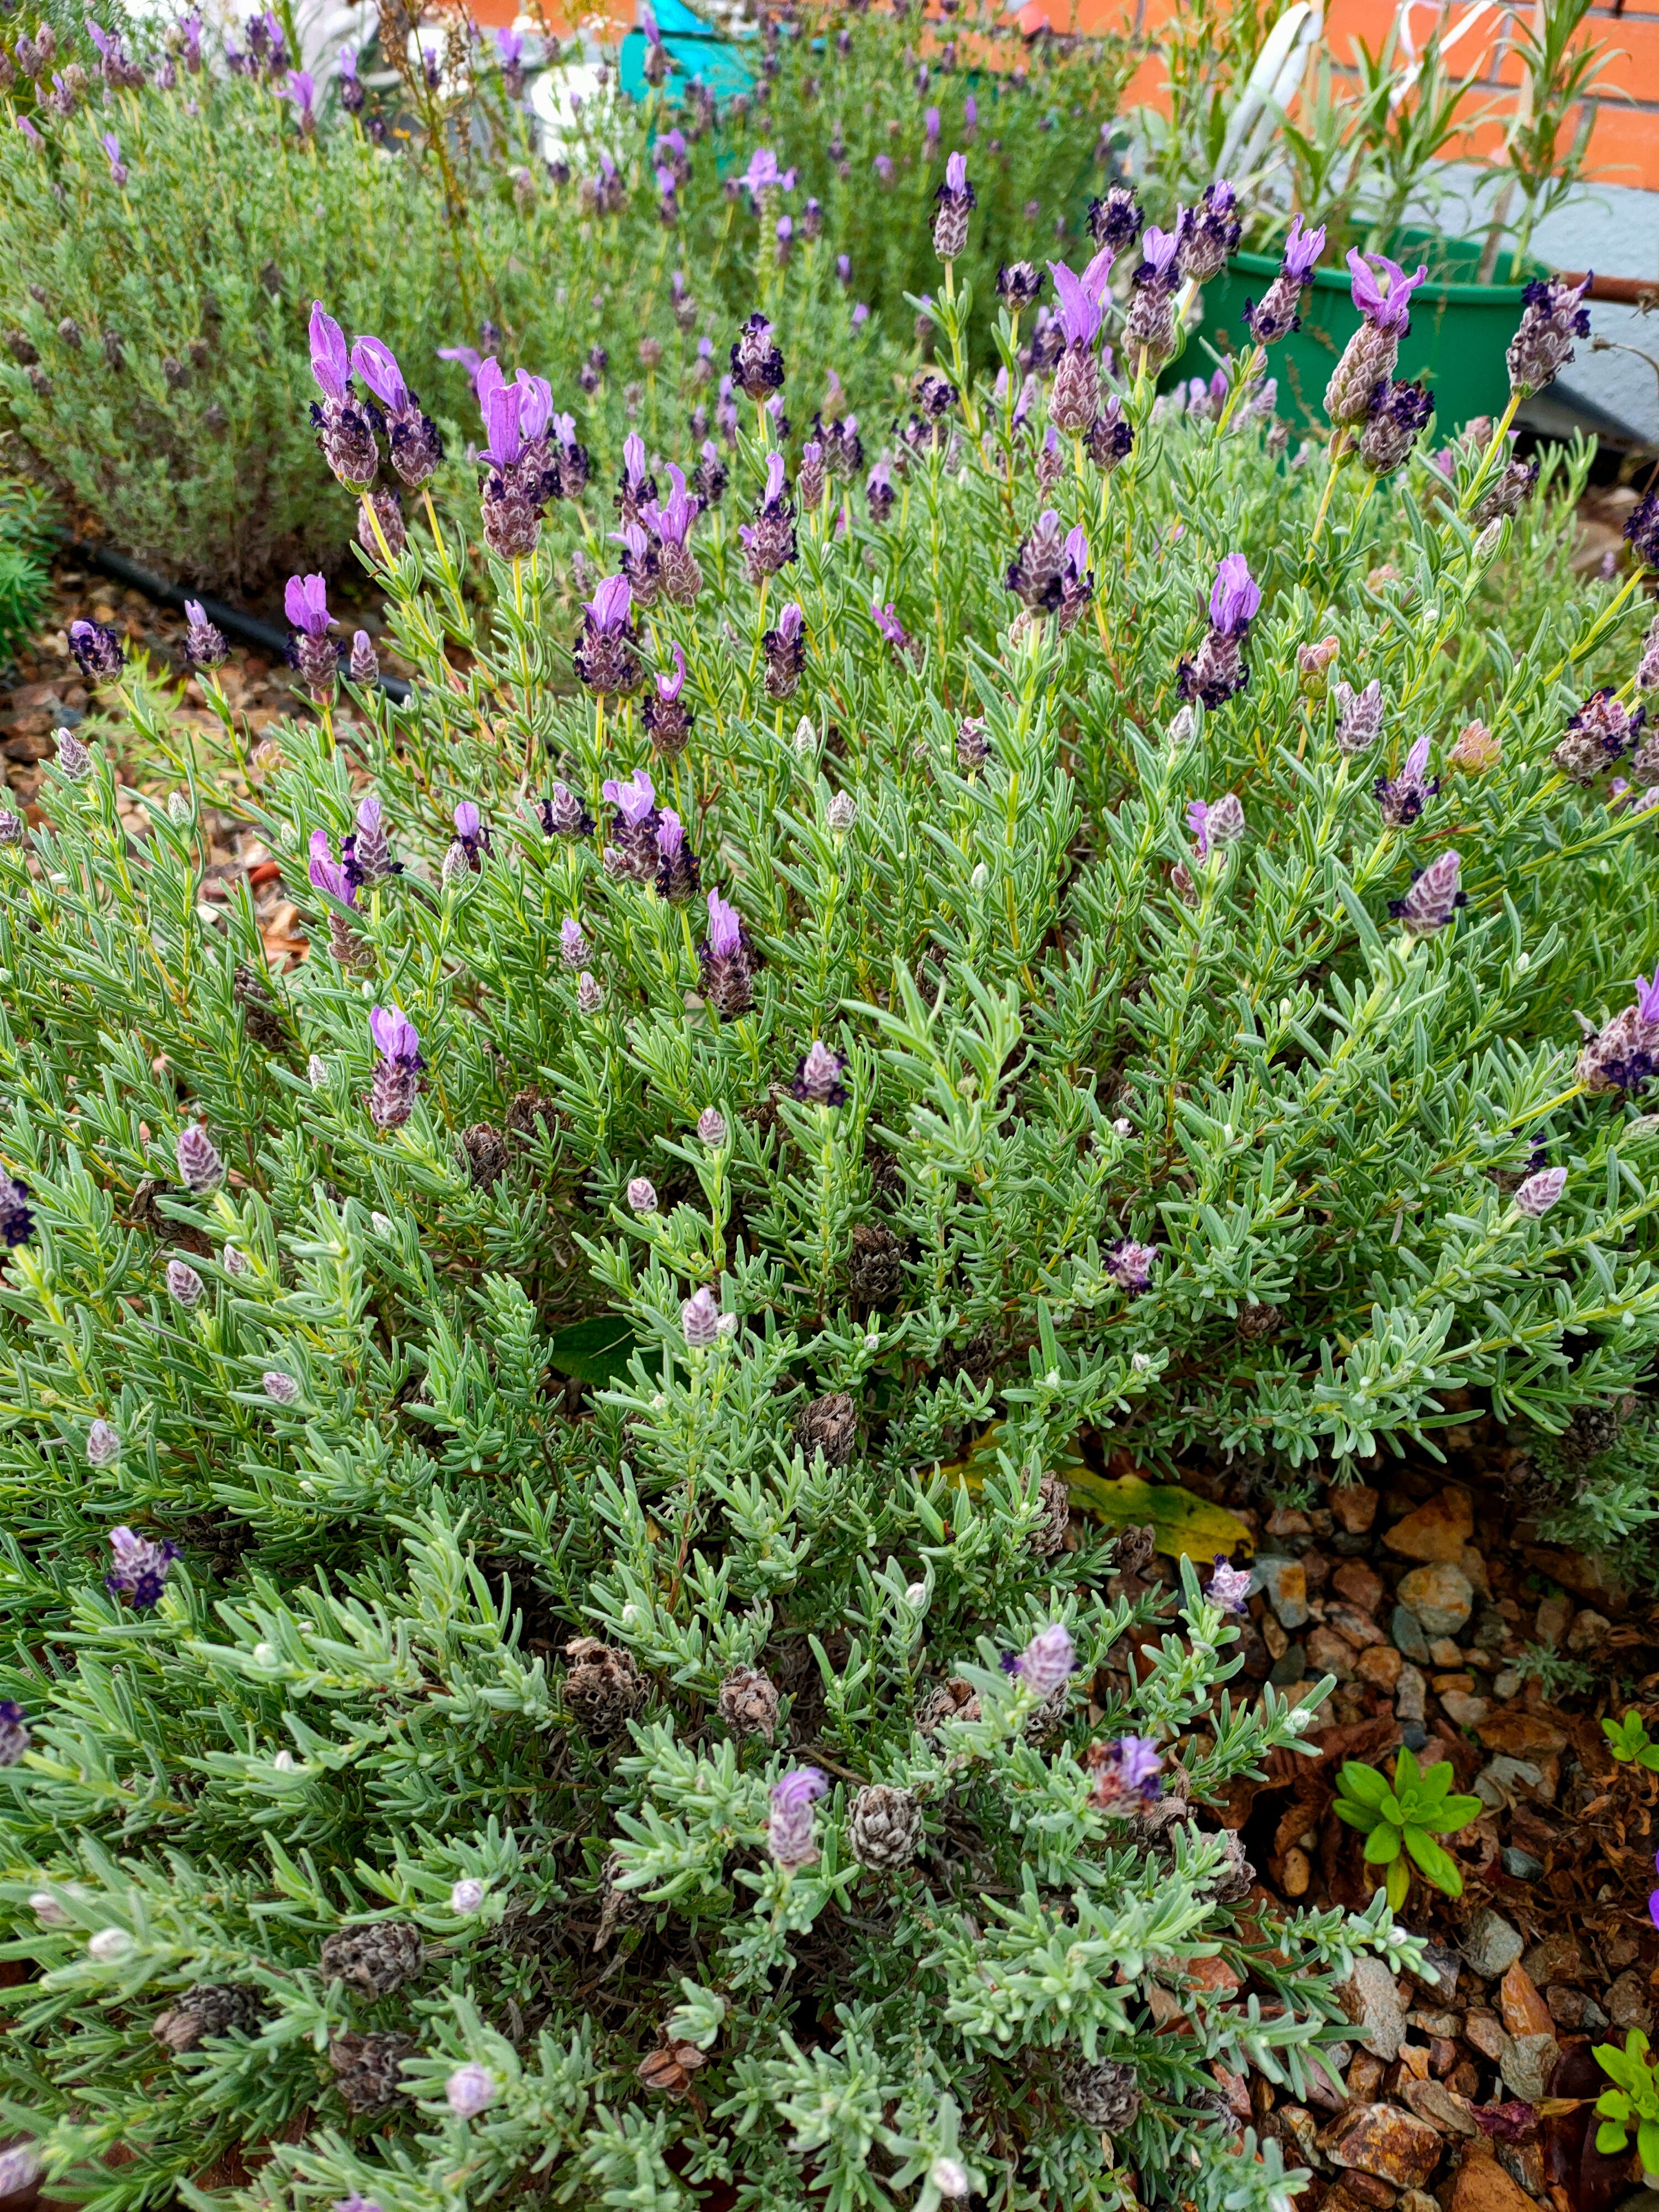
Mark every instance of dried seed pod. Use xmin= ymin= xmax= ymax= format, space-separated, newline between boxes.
xmin=717 ymin=1664 xmax=780 ymax=1743
xmin=151 ymin=1981 xmax=264 ymax=2052
xmin=915 ymin=1676 xmax=980 ymax=1734
xmin=845 ymin=1220 xmax=904 ymax=1306
xmin=848 ymin=1783 xmax=924 ymax=1871
xmin=562 ymin=1637 xmax=646 ymax=1735
xmin=317 ymin=1919 xmax=424 ymax=1998
xmin=1234 ymin=1303 xmax=1282 ymax=1342
xmin=1058 ymin=2053 xmax=1141 ymax=2131
xmin=1029 ymin=1471 xmax=1072 ymax=1558
xmin=232 ymin=961 xmax=291 ymax=1052
xmin=1202 ymin=1829 xmax=1255 ymax=1904
xmin=593 ymin=1849 xmax=645 ymax=1949
xmin=1112 ymin=1524 xmax=1156 ymax=1577
xmin=795 ymin=1391 xmax=858 ymax=1467
xmin=460 ymin=1123 xmax=508 ymax=1188
xmin=637 ymin=2034 xmax=707 ymax=2098
xmin=329 ymin=2030 xmax=416 ymax=2113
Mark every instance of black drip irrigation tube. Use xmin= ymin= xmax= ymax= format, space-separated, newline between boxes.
xmin=67 ymin=540 xmax=413 ymax=705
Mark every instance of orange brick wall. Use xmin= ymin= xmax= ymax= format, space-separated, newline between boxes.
xmin=1058 ymin=0 xmax=1659 ymax=196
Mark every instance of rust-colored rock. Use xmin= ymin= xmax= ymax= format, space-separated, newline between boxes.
xmin=1358 ymin=1645 xmax=1404 ymax=1693
xmin=1329 ymin=1484 xmax=1379 ymax=1533
xmin=1326 ymin=1603 xmax=1387 ymax=1649
xmin=1384 ymin=1488 xmax=1473 ymax=1563
xmin=1400 ymin=2078 xmax=1478 ymax=2137
xmin=1498 ymin=1963 xmax=1552 ymax=2040
xmin=1448 ymin=2147 xmax=1538 ymax=2212
xmin=1474 ymin=1709 xmax=1568 ymax=1756
xmin=1318 ymin=2103 xmax=1443 ymax=2188
xmin=1333 ymin=1560 xmax=1385 ymax=1613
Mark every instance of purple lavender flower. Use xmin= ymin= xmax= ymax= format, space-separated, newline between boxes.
xmin=1177 ymin=556 xmax=1259 ymax=708
xmin=768 ymin=1766 xmax=828 ymax=1866
xmin=16 ymin=117 xmax=43 ymax=148
xmin=698 ymin=1107 xmax=727 ymax=1147
xmin=452 ymin=800 xmax=491 ymax=872
xmin=997 ymin=261 xmax=1045 ymax=313
xmin=102 ymin=131 xmax=127 ymax=185
xmin=640 ymin=466 xmax=702 ymax=607
xmin=497 ymin=22 xmax=525 ymax=97
xmin=1577 ymin=974 xmax=1659 ymax=1094
xmin=601 ymin=767 xmax=660 ymax=883
xmin=337 ymin=43 xmax=364 ymax=110
xmin=106 ymin=1526 xmax=181 ymax=1609
xmin=560 ymin=916 xmax=588 ymax=968
xmin=614 ymin=520 xmax=661 ymax=611
xmin=87 ymin=1419 xmax=121 ymax=1467
xmin=792 ymin=1040 xmax=847 ymax=1106
xmin=797 ymin=439 xmax=826 ymax=515
xmin=1106 ymin=1237 xmax=1156 ymax=1295
xmin=308 ymin=302 xmax=379 ymax=489
xmin=1086 ymin=393 xmax=1134 ymax=473
xmin=1335 ymin=679 xmax=1384 ymax=754
xmin=1554 ymin=688 xmax=1645 ymax=784
xmin=68 ymin=619 xmax=124 ymax=680
xmin=1514 ymin=1167 xmax=1567 ymax=1218
xmin=681 ymin=1285 xmax=722 ymax=1350
xmin=1626 ymin=490 xmax=1659 ymax=572
xmin=871 ymin=600 xmax=914 ymax=660
xmin=351 ymin=335 xmax=443 ymax=489
xmin=627 ymin=1175 xmax=658 ymax=1214
xmin=1359 ymin=378 xmax=1433 ymax=476
xmin=1388 ymin=849 xmax=1465 ymax=937
xmin=866 ymin=460 xmax=895 ymax=525
xmin=693 ymin=439 xmax=728 ymax=509
xmin=740 ymin=452 xmax=797 ymax=586
xmin=644 ymin=644 xmax=693 ymax=756
xmin=933 ymin=148 xmax=976 ymax=261
xmin=308 ymin=828 xmax=356 ymax=909
xmin=1508 ymin=274 xmax=1592 ymax=400
xmin=731 ymin=312 xmax=785 ymax=402
xmin=87 ymin=20 xmax=143 ymax=86
xmin=284 ymin=573 xmax=339 ymax=701
xmin=1006 ymin=509 xmax=1069 ymax=613
xmin=574 ymin=576 xmax=643 ymax=696
xmin=615 ymin=431 xmax=659 ymax=526
xmin=1046 ymin=255 xmax=1107 ymax=434
xmin=1013 ymin=1623 xmax=1075 ymax=1697
xmin=1244 ymin=215 xmax=1326 ymax=346
xmin=1375 ymin=733 xmax=1439 ymax=826
xmin=182 ymin=599 xmax=228 ymax=669
xmin=349 ymin=631 xmax=379 ymax=685
xmin=699 ymin=891 xmax=754 ymax=1018
xmin=175 ymin=1124 xmax=224 ymax=1194
xmin=654 ymin=810 xmax=700 ymax=904
xmin=1326 ymin=252 xmax=1428 ymax=425
xmin=0 ymin=1700 xmax=29 ymax=1766
xmin=1123 ymin=225 xmax=1182 ymax=375
xmin=280 ymin=69 xmax=315 ymax=129
xmin=1177 ymin=179 xmax=1240 ymax=286
xmin=0 ymin=1177 xmax=34 ymax=1247
xmin=1087 ymin=182 xmax=1142 ymax=253
xmin=446 ymin=2064 xmax=499 ymax=2119
xmin=368 ymin=1004 xmax=422 ymax=1129
xmin=1088 ymin=1733 xmax=1163 ymax=1808
xmin=1205 ymin=1557 xmax=1252 ymax=1614
xmin=763 ymin=601 xmax=806 ymax=700
xmin=540 ymin=782 xmax=593 ymax=838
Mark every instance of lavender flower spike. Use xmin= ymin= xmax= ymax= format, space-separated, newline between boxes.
xmin=175 ymin=1124 xmax=225 ymax=1194
xmin=102 ymin=131 xmax=126 ymax=185
xmin=1046 ymin=258 xmax=1104 ymax=435
xmin=107 ymin=1525 xmax=180 ymax=1609
xmin=681 ymin=1285 xmax=722 ymax=1349
xmin=933 ymin=148 xmax=976 ymax=262
xmin=1507 ymin=273 xmax=1592 ymax=401
xmin=1245 ymin=214 xmax=1327 ymax=346
xmin=182 ymin=599 xmax=228 ymax=669
xmin=1326 ymin=252 xmax=1428 ymax=426
xmin=1208 ymin=554 xmax=1260 ymax=639
xmin=285 ymin=573 xmax=339 ymax=701
xmin=768 ymin=1766 xmax=828 ymax=1867
xmin=1205 ymin=1557 xmax=1252 ymax=1614
xmin=575 ymin=575 xmax=643 ymax=696
xmin=69 ymin=620 xmax=124 ymax=680
xmin=368 ymin=1003 xmax=422 ymax=1129
xmin=1014 ymin=1623 xmax=1076 ymax=1697
xmin=1514 ymin=1167 xmax=1567 ymax=1218
xmin=792 ymin=1040 xmax=847 ymax=1106
xmin=309 ymin=303 xmax=379 ymax=488
xmin=1389 ymin=848 xmax=1465 ymax=937
xmin=1577 ymin=974 xmax=1659 ymax=1094
xmin=699 ymin=890 xmax=754 ymax=1019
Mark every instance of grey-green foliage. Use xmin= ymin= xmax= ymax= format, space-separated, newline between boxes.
xmin=0 ymin=229 xmax=1651 ymax=2212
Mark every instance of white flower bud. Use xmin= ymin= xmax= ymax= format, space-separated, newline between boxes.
xmin=252 ymin=1642 xmax=278 ymax=1665
xmin=971 ymin=862 xmax=989 ymax=888
xmin=167 ymin=790 xmax=192 ymax=824
xmin=30 ymin=1892 xmax=70 ymax=1926
xmin=307 ymin=1055 xmax=329 ymax=1089
xmin=446 ymin=2061 xmax=500 ymax=2116
xmin=88 ymin=1927 xmax=133 ymax=1960
xmin=272 ymin=1749 xmax=298 ymax=1771
xmin=905 ymin=1582 xmax=928 ymax=1608
xmin=793 ymin=715 xmax=816 ymax=757
xmin=223 ymin=1245 xmax=250 ymax=1276
xmin=827 ymin=790 xmax=857 ymax=832
xmin=931 ymin=2158 xmax=969 ymax=2200
xmin=1131 ymin=1352 xmax=1153 ymax=1373
xmin=86 ymin=1419 xmax=121 ymax=1467
xmin=627 ymin=1176 xmax=658 ymax=1214
xmin=263 ymin=1371 xmax=299 ymax=1404
xmin=371 ymin=1212 xmax=394 ymax=1238
xmin=450 ymin=1877 xmax=487 ymax=1912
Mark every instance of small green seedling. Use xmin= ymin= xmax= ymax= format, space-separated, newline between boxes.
xmin=1594 ymin=2030 xmax=1659 ymax=2171
xmin=1332 ymin=1747 xmax=1484 ymax=1911
xmin=1603 ymin=1713 xmax=1659 ymax=1770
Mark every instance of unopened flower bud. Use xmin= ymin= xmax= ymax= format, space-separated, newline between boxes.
xmin=166 ymin=1259 xmax=205 ymax=1306
xmin=88 ymin=1927 xmax=133 ymax=1961
xmin=175 ymin=1122 xmax=224 ymax=1192
xmin=827 ymin=790 xmax=857 ymax=832
xmin=450 ymin=1877 xmax=487 ymax=1912
xmin=446 ymin=2062 xmax=499 ymax=2117
xmin=86 ymin=1419 xmax=121 ymax=1466
xmin=577 ymin=972 xmax=603 ymax=1014
xmin=627 ymin=1176 xmax=658 ymax=1214
xmin=697 ymin=1107 xmax=727 ymax=1147
xmin=263 ymin=1371 xmax=300 ymax=1404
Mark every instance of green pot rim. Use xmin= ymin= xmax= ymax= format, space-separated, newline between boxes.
xmin=1226 ymin=243 xmax=1543 ymax=307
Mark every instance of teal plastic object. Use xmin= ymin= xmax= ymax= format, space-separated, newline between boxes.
xmin=618 ymin=0 xmax=754 ymax=105
xmin=1185 ymin=227 xmax=1543 ymax=432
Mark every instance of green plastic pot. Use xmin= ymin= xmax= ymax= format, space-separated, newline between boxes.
xmin=1181 ymin=227 xmax=1544 ymax=432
